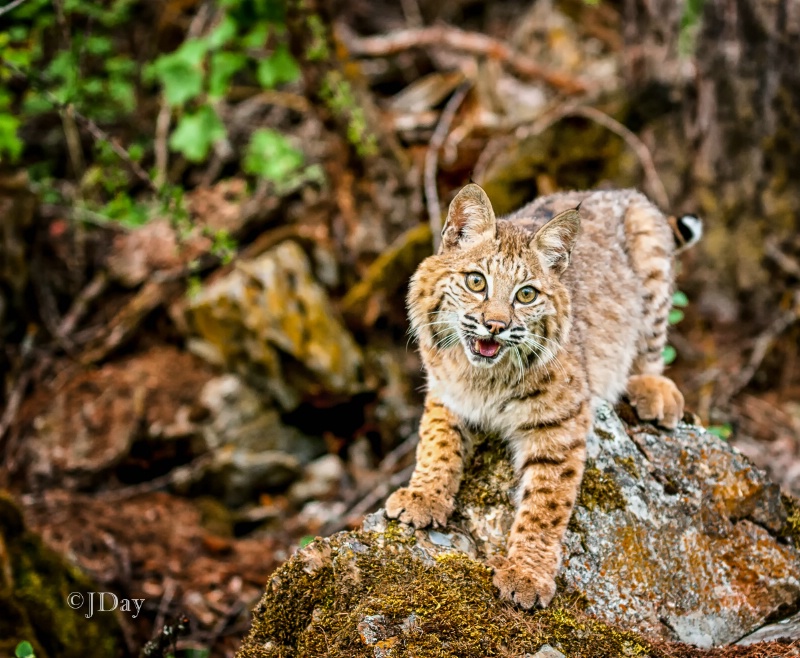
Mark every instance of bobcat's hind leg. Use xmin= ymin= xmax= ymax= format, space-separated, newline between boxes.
xmin=626 ymin=374 xmax=684 ymax=429
xmin=623 ymin=199 xmax=685 ymax=429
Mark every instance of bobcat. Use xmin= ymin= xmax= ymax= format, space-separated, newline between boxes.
xmin=386 ymin=184 xmax=701 ymax=609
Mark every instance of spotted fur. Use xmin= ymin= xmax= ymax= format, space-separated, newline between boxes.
xmin=386 ymin=184 xmax=698 ymax=609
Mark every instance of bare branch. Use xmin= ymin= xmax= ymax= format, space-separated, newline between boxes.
xmin=342 ymin=24 xmax=588 ymax=94
xmin=425 ymin=82 xmax=471 ymax=251
xmin=475 ymin=103 xmax=670 ymax=211
xmin=564 ymin=105 xmax=670 ymax=211
xmin=0 ymin=0 xmax=30 ymax=17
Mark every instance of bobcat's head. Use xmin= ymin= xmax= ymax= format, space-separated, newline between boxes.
xmin=408 ymin=184 xmax=580 ymax=373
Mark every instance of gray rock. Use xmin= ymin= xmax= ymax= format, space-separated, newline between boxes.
xmin=558 ymin=404 xmax=799 ymax=647
xmin=199 ymin=375 xmax=323 ymax=462
xmin=526 ymin=644 xmax=566 ymax=658
xmin=237 ymin=403 xmax=800 ymax=655
xmin=288 ymin=454 xmax=345 ymax=504
xmin=357 ymin=614 xmax=389 ymax=644
xmin=205 ymin=449 xmax=301 ymax=508
xmin=737 ymin=610 xmax=800 ymax=645
xmin=190 ymin=375 xmax=327 ymax=506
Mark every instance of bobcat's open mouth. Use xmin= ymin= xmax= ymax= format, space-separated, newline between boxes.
xmin=470 ymin=338 xmax=502 ymax=359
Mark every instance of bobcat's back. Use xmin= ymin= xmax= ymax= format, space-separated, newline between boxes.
xmin=505 ymin=188 xmax=686 ymax=403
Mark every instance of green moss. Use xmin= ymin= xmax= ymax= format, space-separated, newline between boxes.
xmin=595 ymin=427 xmax=616 ymax=442
xmin=0 ymin=492 xmax=122 ymax=658
xmin=239 ymin=533 xmax=662 ymax=658
xmin=319 ymin=71 xmax=377 ymax=157
xmin=614 ymin=456 xmax=640 ymax=479
xmin=381 ymin=519 xmax=417 ymax=546
xmin=578 ymin=459 xmax=626 ymax=512
xmin=454 ymin=435 xmax=515 ymax=512
xmin=304 ymin=14 xmax=329 ymax=61
xmin=780 ymin=494 xmax=800 ymax=548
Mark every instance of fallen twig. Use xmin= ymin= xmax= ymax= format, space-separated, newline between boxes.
xmin=425 ymin=83 xmax=471 ymax=251
xmin=0 ymin=370 xmax=31 ymax=449
xmin=342 ymin=24 xmax=588 ymax=94
xmin=323 ymin=463 xmax=416 ymax=536
xmin=564 ymin=105 xmax=669 ymax=211
xmin=152 ymin=578 xmax=179 ymax=639
xmin=765 ymin=237 xmax=800 ymax=278
xmin=80 ymin=278 xmax=182 ymax=364
xmin=57 ymin=270 xmax=109 ymax=340
xmin=722 ymin=291 xmax=800 ymax=402
xmin=322 ymin=433 xmax=419 ymax=536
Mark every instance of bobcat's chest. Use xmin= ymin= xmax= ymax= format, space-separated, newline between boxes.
xmin=428 ymin=371 xmax=513 ymax=435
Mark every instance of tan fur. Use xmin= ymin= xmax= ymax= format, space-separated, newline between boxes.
xmin=386 ymin=184 xmax=696 ymax=609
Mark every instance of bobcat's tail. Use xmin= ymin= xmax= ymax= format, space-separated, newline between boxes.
xmin=668 ymin=214 xmax=703 ymax=253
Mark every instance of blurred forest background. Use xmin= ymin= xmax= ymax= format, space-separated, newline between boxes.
xmin=1 ymin=0 xmax=800 ymax=654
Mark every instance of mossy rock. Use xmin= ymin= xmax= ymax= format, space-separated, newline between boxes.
xmin=0 ymin=492 xmax=123 ymax=658
xmin=238 ymin=530 xmax=654 ymax=658
xmin=236 ymin=403 xmax=800 ymax=655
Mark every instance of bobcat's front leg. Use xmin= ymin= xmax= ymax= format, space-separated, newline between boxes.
xmin=385 ymin=395 xmax=471 ymax=528
xmin=492 ymin=402 xmax=590 ymax=609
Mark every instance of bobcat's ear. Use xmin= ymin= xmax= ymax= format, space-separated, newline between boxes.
xmin=532 ymin=207 xmax=581 ymax=274
xmin=440 ymin=184 xmax=497 ymax=252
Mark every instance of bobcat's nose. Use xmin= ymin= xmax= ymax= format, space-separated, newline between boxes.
xmin=484 ymin=319 xmax=508 ymax=335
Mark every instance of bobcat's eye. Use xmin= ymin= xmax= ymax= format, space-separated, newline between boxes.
xmin=516 ymin=286 xmax=538 ymax=304
xmin=465 ymin=272 xmax=486 ymax=293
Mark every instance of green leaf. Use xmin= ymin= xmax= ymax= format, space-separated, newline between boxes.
xmin=240 ymin=23 xmax=269 ymax=49
xmin=707 ymin=424 xmax=732 ymax=441
xmin=208 ymin=51 xmax=247 ymax=99
xmin=243 ymin=129 xmax=303 ymax=181
xmin=149 ymin=39 xmax=209 ymax=106
xmin=183 ymin=648 xmax=211 ymax=658
xmin=169 ymin=105 xmax=226 ymax=162
xmin=22 ymin=93 xmax=53 ymax=115
xmin=299 ymin=535 xmax=315 ymax=548
xmin=256 ymin=44 xmax=300 ymax=88
xmin=84 ymin=35 xmax=113 ymax=56
xmin=128 ymin=143 xmax=144 ymax=162
xmin=15 ymin=641 xmax=35 ymax=658
xmin=668 ymin=308 xmax=685 ymax=325
xmin=210 ymin=228 xmax=237 ymax=263
xmin=662 ymin=345 xmax=677 ymax=365
xmin=0 ymin=114 xmax=22 ymax=161
xmin=672 ymin=290 xmax=689 ymax=307
xmin=207 ymin=14 xmax=238 ymax=49
xmin=99 ymin=193 xmax=150 ymax=228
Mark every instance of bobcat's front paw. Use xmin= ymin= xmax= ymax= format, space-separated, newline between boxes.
xmin=626 ymin=374 xmax=684 ymax=430
xmin=385 ymin=487 xmax=453 ymax=528
xmin=489 ymin=554 xmax=557 ymax=609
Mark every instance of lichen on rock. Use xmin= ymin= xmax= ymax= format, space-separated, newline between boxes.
xmin=236 ymin=403 xmax=800 ymax=656
xmin=186 ymin=240 xmax=364 ymax=411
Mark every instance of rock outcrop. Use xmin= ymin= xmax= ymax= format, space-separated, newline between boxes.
xmin=186 ymin=241 xmax=364 ymax=412
xmin=0 ymin=492 xmax=123 ymax=658
xmin=236 ymin=403 xmax=800 ymax=657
